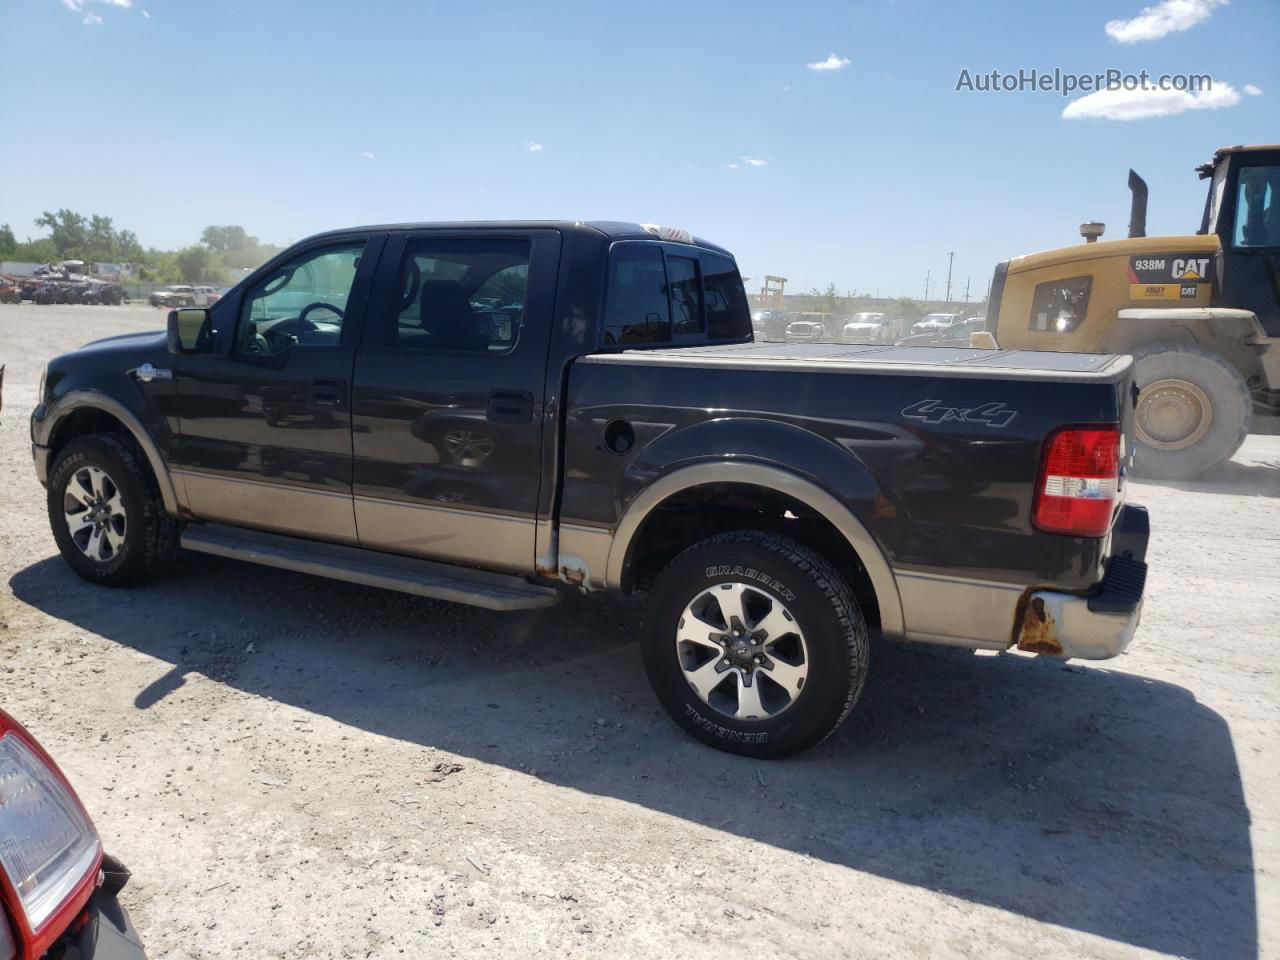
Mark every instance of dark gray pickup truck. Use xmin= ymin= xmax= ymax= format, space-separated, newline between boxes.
xmin=30 ymin=221 xmax=1149 ymax=756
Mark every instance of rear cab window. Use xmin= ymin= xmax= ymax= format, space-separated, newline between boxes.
xmin=603 ymin=241 xmax=751 ymax=348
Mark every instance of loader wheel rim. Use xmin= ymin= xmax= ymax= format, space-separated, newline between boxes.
xmin=1136 ymin=378 xmax=1212 ymax=451
xmin=675 ymin=582 xmax=809 ymax=722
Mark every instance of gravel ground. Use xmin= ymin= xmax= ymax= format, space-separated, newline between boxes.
xmin=1 ymin=302 xmax=1277 ymax=960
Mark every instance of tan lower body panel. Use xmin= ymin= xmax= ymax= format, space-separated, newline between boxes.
xmin=894 ymin=569 xmax=1023 ymax=651
xmin=173 ymin=470 xmax=358 ymax=544
xmin=354 ymin=495 xmax=534 ymax=574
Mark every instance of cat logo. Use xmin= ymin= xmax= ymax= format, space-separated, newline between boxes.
xmin=1172 ymin=257 xmax=1210 ymax=281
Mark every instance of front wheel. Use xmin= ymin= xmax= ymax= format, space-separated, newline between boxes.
xmin=47 ymin=434 xmax=180 ymax=586
xmin=643 ymin=530 xmax=869 ymax=758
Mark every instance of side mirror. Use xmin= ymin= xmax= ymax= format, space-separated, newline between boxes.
xmin=168 ymin=308 xmax=211 ymax=355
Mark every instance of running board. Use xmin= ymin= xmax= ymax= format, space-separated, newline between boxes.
xmin=181 ymin=524 xmax=561 ymax=611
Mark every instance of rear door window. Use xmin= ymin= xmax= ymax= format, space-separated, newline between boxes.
xmin=604 ymin=244 xmax=671 ymax=345
xmin=701 ymin=252 xmax=751 ymax=340
xmin=604 ymin=243 xmax=750 ymax=347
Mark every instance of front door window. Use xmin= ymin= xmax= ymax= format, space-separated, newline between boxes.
xmin=238 ymin=244 xmax=364 ymax=356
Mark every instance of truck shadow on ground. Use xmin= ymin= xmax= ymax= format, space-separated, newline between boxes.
xmin=10 ymin=553 xmax=1256 ymax=960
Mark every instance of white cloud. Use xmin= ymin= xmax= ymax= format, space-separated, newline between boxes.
xmin=739 ymin=156 xmax=767 ymax=168
xmin=360 ymin=151 xmax=375 ymax=160
xmin=141 ymin=8 xmax=150 ymax=18
xmin=1105 ymin=0 xmax=1226 ymax=43
xmin=807 ymin=53 xmax=850 ymax=72
xmin=62 ymin=0 xmax=132 ymax=22
xmin=1063 ymin=81 xmax=1241 ymax=120
xmin=527 ymin=142 xmax=543 ymax=152
xmin=1244 ymin=83 xmax=1262 ymax=96
xmin=727 ymin=162 xmax=740 ymax=170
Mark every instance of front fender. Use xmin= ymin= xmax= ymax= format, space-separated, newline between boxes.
xmin=32 ymin=386 xmax=180 ymax=515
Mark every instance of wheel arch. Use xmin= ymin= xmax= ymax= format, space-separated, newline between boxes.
xmin=40 ymin=390 xmax=180 ymax=515
xmin=605 ymin=462 xmax=905 ymax=637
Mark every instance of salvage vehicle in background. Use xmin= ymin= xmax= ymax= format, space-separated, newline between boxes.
xmin=983 ymin=145 xmax=1280 ymax=478
xmin=0 ymin=709 xmax=146 ymax=959
xmin=149 ymin=285 xmax=220 ymax=308
xmin=750 ymin=308 xmax=787 ymax=342
xmin=784 ymin=311 xmax=832 ymax=342
xmin=841 ymin=312 xmax=904 ymax=343
xmin=911 ymin=312 xmax=963 ymax=336
xmin=0 ymin=280 xmax=20 ymax=304
xmin=897 ymin=316 xmax=987 ymax=347
xmin=30 ymin=220 xmax=1148 ymax=758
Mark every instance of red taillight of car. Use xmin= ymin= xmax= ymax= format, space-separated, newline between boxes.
xmin=1032 ymin=425 xmax=1121 ymax=537
xmin=0 ymin=712 xmax=102 ymax=960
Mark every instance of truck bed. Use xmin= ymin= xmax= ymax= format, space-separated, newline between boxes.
xmin=579 ymin=342 xmax=1134 ymax=382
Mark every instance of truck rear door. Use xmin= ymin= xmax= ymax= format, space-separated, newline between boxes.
xmin=349 ymin=229 xmax=561 ymax=573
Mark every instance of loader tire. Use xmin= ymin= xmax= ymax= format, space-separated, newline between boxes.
xmin=1131 ymin=346 xmax=1250 ymax=480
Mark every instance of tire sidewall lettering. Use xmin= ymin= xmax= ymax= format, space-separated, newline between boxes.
xmin=704 ymin=564 xmax=796 ymax=603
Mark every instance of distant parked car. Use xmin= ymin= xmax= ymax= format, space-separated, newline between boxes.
xmin=32 ymin=283 xmax=68 ymax=305
xmin=151 ymin=284 xmax=219 ymax=308
xmin=910 ymin=312 xmax=963 ymax=337
xmin=751 ymin=308 xmax=787 ymax=342
xmin=841 ymin=312 xmax=905 ymax=343
xmin=785 ymin=312 xmax=833 ymax=342
xmin=0 ymin=280 xmax=20 ymax=304
xmin=897 ymin=316 xmax=988 ymax=347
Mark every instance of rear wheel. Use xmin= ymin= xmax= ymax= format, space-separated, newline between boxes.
xmin=642 ymin=530 xmax=869 ymax=758
xmin=1132 ymin=346 xmax=1250 ymax=480
xmin=47 ymin=435 xmax=180 ymax=586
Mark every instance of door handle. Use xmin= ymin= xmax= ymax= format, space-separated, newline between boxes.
xmin=310 ymin=377 xmax=346 ymax=407
xmin=487 ymin=390 xmax=534 ymax=424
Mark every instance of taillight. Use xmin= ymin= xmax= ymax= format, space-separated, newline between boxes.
xmin=1033 ymin=426 xmax=1121 ymax=537
xmin=0 ymin=712 xmax=101 ymax=960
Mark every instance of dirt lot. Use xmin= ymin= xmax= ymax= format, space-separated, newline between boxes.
xmin=1 ymin=302 xmax=1277 ymax=960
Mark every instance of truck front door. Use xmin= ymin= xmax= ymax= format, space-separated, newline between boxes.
xmin=171 ymin=237 xmax=382 ymax=543
xmin=349 ymin=230 xmax=560 ymax=573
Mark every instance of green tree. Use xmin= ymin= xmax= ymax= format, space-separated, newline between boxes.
xmin=174 ymin=245 xmax=213 ymax=282
xmin=35 ymin=209 xmax=89 ymax=257
xmin=0 ymin=223 xmax=15 ymax=257
xmin=200 ymin=225 xmax=252 ymax=253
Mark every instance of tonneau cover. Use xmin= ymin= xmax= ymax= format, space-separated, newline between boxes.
xmin=581 ymin=342 xmax=1133 ymax=383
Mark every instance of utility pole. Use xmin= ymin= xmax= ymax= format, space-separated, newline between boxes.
xmin=964 ymin=276 xmax=971 ymax=302
xmin=924 ymin=270 xmax=930 ymax=301
xmin=944 ymin=251 xmax=955 ymax=304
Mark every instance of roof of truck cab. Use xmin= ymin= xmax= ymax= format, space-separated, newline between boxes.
xmin=297 ymin=221 xmax=734 ymax=256
xmin=582 ymin=341 xmax=1134 ymax=383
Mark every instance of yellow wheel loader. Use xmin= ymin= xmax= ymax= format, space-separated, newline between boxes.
xmin=984 ymin=144 xmax=1280 ymax=479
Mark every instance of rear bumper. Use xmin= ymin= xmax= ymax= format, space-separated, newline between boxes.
xmin=1015 ymin=505 xmax=1149 ymax=659
xmin=896 ymin=504 xmax=1149 ymax=661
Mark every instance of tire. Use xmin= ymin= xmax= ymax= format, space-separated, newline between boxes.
xmin=47 ymin=434 xmax=181 ymax=586
xmin=1131 ymin=346 xmax=1251 ymax=480
xmin=642 ymin=530 xmax=869 ymax=758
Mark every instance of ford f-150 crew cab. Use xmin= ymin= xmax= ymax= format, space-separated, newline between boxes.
xmin=30 ymin=221 xmax=1149 ymax=757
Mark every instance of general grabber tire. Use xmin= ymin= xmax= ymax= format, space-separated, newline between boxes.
xmin=1131 ymin=345 xmax=1251 ymax=481
xmin=642 ymin=530 xmax=869 ymax=758
xmin=47 ymin=434 xmax=180 ymax=587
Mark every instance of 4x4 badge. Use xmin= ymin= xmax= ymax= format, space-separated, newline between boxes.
xmin=902 ymin=399 xmax=1017 ymax=428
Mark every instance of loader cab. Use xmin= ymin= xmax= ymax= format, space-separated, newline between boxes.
xmin=1200 ymin=145 xmax=1280 ymax=336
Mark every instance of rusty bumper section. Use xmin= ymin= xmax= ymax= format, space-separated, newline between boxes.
xmin=1017 ymin=582 xmax=1143 ymax=659
xmin=1017 ymin=506 xmax=1149 ymax=659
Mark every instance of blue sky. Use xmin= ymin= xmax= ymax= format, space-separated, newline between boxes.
xmin=2 ymin=0 xmax=1276 ymax=298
